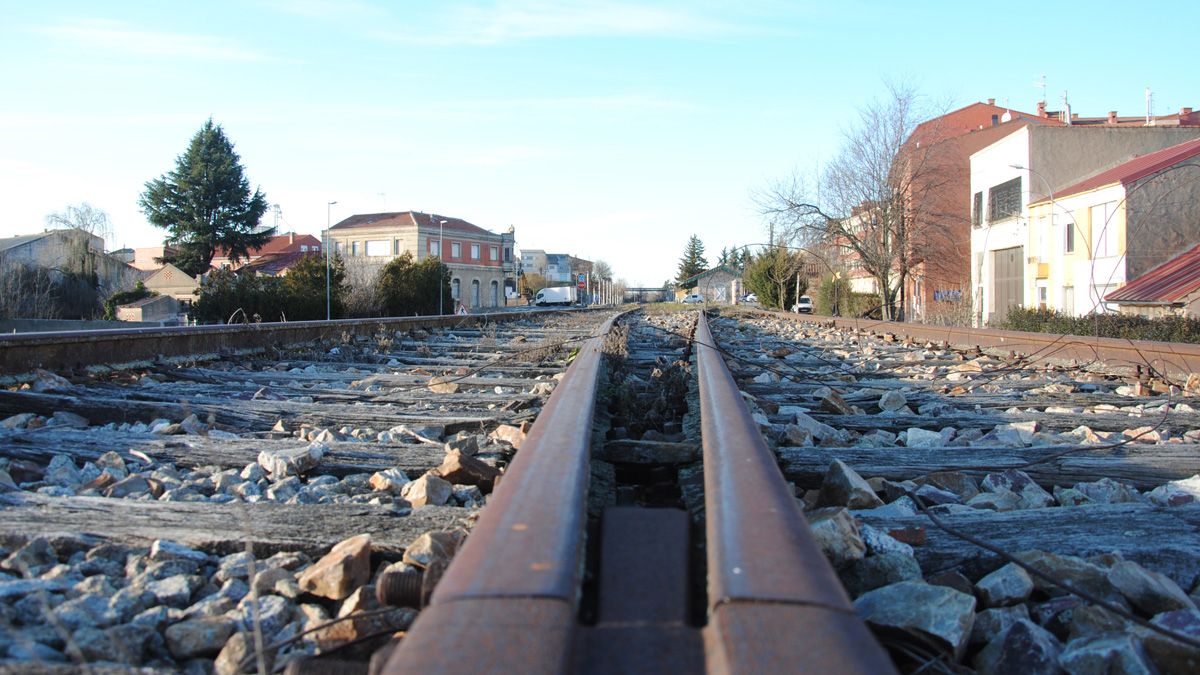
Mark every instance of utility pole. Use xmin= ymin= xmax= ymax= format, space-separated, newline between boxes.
xmin=325 ymin=200 xmax=337 ymax=321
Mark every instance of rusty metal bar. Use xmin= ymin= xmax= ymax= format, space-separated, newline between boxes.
xmin=694 ymin=310 xmax=896 ymax=674
xmin=777 ymin=311 xmax=1200 ymax=379
xmin=381 ymin=312 xmax=622 ymax=673
xmin=0 ymin=309 xmax=572 ymax=377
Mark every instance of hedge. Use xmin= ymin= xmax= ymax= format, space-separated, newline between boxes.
xmin=1000 ymin=307 xmax=1200 ymax=344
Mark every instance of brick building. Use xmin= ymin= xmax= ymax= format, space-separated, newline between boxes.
xmin=324 ymin=211 xmax=517 ymax=309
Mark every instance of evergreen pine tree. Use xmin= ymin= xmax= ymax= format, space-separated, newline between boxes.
xmin=139 ymin=119 xmax=273 ymax=277
xmin=676 ymin=234 xmax=708 ymax=284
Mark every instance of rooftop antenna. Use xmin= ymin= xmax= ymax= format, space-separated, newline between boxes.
xmin=1035 ymin=74 xmax=1046 ymax=106
xmin=1145 ymin=87 xmax=1154 ymax=126
xmin=1061 ymin=90 xmax=1071 ymax=125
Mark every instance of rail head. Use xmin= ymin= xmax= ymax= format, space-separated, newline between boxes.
xmin=693 ymin=310 xmax=896 ymax=674
xmin=749 ymin=307 xmax=1200 ymax=380
xmin=383 ymin=310 xmax=625 ymax=672
xmin=0 ymin=309 xmax=580 ymax=378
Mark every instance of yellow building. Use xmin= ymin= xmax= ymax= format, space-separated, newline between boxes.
xmin=1025 ymin=138 xmax=1200 ymax=316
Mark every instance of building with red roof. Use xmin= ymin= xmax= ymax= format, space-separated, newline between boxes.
xmin=970 ymin=119 xmax=1200 ymax=324
xmin=324 ymin=211 xmax=517 ymax=310
xmin=210 ymin=232 xmax=321 ymax=272
xmin=1105 ymin=242 xmax=1200 ymax=318
xmin=896 ymin=100 xmax=1055 ymax=322
xmin=1023 ymin=137 xmax=1200 ymax=316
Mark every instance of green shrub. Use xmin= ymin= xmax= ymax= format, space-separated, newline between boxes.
xmin=813 ymin=276 xmax=880 ymax=317
xmin=1001 ymin=306 xmax=1200 ymax=343
xmin=103 ymin=281 xmax=156 ymax=320
xmin=377 ymin=252 xmax=451 ymax=317
xmin=192 ymin=269 xmax=286 ymax=324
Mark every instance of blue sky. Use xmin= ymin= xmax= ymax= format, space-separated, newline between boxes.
xmin=2 ymin=1 xmax=1196 ymax=285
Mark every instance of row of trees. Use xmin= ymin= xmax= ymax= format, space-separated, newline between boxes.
xmin=192 ymin=252 xmax=451 ymax=323
xmin=25 ymin=118 xmax=615 ymax=322
xmin=674 ymin=233 xmax=813 ymax=311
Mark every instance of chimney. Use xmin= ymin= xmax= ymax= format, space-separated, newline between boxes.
xmin=1107 ymin=111 xmax=1118 ymax=124
xmin=987 ymin=98 xmax=995 ymax=106
xmin=1183 ymin=107 xmax=1194 ymax=115
xmin=289 ymin=232 xmax=295 ymax=244
xmin=1037 ymin=101 xmax=1046 ymax=117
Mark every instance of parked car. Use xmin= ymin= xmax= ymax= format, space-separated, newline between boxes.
xmin=792 ymin=295 xmax=813 ymax=313
xmin=681 ymin=294 xmax=704 ymax=304
xmin=742 ymin=293 xmax=758 ymax=303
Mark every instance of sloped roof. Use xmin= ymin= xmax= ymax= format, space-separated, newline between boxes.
xmin=119 ymin=294 xmax=170 ymax=309
xmin=330 ymin=211 xmax=496 ymax=238
xmin=0 ymin=232 xmax=52 ymax=253
xmin=0 ymin=229 xmax=97 ymax=253
xmin=258 ymin=233 xmax=320 ymax=254
xmin=213 ymin=233 xmax=322 ymax=260
xmin=1033 ymin=137 xmax=1200 ymax=205
xmin=909 ymin=101 xmax=1051 ymax=146
xmin=243 ymin=250 xmax=318 ymax=275
xmin=144 ymin=263 xmax=198 ymax=285
xmin=1106 ymin=242 xmax=1200 ymax=303
xmin=681 ymin=265 xmax=740 ymax=286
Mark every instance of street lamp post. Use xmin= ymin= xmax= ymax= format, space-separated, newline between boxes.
xmin=437 ymin=218 xmax=447 ymax=315
xmin=325 ymin=200 xmax=337 ymax=320
xmin=1010 ymin=163 xmax=1084 ymax=295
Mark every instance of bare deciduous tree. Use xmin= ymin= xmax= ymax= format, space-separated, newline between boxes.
xmin=0 ymin=259 xmax=58 ymax=319
xmin=341 ymin=257 xmax=386 ymax=318
xmin=45 ymin=203 xmax=113 ymax=247
xmin=612 ymin=278 xmax=628 ymax=302
xmin=760 ymin=83 xmax=952 ymax=320
xmin=593 ymin=259 xmax=613 ymax=282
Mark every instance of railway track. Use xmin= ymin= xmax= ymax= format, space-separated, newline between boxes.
xmin=0 ymin=311 xmax=608 ymax=672
xmin=3 ymin=307 xmax=1200 ymax=673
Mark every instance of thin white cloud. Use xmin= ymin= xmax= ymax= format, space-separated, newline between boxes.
xmin=36 ymin=19 xmax=274 ymax=62
xmin=340 ymin=92 xmax=701 ymax=120
xmin=262 ymin=0 xmax=387 ymax=21
xmin=379 ymin=0 xmax=761 ymax=45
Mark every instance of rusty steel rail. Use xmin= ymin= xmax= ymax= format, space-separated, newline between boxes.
xmin=771 ymin=311 xmax=1200 ymax=380
xmin=694 ymin=311 xmax=895 ymax=674
xmin=383 ymin=311 xmax=623 ymax=672
xmin=382 ymin=310 xmax=898 ymax=673
xmin=0 ymin=309 xmax=573 ymax=377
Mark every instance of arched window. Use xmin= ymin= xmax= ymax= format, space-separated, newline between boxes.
xmin=490 ymin=280 xmax=499 ymax=307
xmin=470 ymin=280 xmax=480 ymax=308
xmin=451 ymin=279 xmax=460 ymax=300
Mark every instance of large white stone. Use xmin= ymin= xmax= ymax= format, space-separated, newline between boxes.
xmin=257 ymin=441 xmax=328 ymax=479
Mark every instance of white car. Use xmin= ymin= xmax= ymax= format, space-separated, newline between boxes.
xmin=681 ymin=294 xmax=704 ymax=304
xmin=793 ymin=295 xmax=813 ymax=313
xmin=742 ymin=293 xmax=758 ymax=303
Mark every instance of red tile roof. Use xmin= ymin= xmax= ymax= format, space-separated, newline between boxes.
xmin=256 ymin=233 xmax=321 ymax=255
xmin=1033 ymin=137 xmax=1200 ymax=205
xmin=243 ymin=250 xmax=318 ymax=276
xmin=908 ymin=101 xmax=1048 ymax=145
xmin=1106 ymin=242 xmax=1200 ymax=303
xmin=330 ymin=211 xmax=497 ymax=238
xmin=213 ymin=233 xmax=321 ymax=260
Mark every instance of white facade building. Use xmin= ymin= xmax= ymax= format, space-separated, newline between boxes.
xmin=970 ymin=125 xmax=1200 ymax=326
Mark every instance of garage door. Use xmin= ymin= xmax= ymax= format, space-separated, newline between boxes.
xmin=991 ymin=246 xmax=1024 ymax=324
